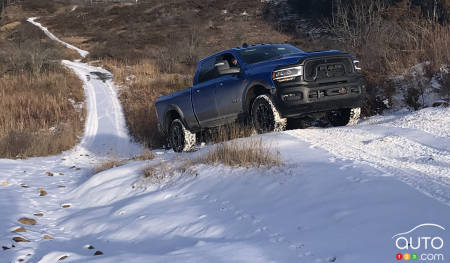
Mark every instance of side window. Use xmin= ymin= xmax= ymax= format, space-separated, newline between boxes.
xmin=216 ymin=53 xmax=240 ymax=69
xmin=197 ymin=57 xmax=217 ymax=84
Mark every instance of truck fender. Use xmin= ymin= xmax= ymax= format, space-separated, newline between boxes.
xmin=242 ymin=80 xmax=274 ymax=114
xmin=164 ymin=104 xmax=187 ymax=134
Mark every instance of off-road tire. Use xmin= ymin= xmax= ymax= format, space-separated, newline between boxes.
xmin=327 ymin=107 xmax=361 ymax=127
xmin=251 ymin=94 xmax=287 ymax=134
xmin=169 ymin=119 xmax=196 ymax=152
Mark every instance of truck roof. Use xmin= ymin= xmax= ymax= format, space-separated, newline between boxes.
xmin=200 ymin=43 xmax=299 ymax=63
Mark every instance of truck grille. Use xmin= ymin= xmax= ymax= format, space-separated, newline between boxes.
xmin=304 ymin=57 xmax=353 ymax=82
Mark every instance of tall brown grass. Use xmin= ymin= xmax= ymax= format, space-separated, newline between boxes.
xmin=0 ymin=70 xmax=84 ymax=158
xmin=0 ymin=18 xmax=84 ymax=158
xmin=199 ymin=138 xmax=282 ymax=168
xmin=102 ymin=59 xmax=190 ymax=148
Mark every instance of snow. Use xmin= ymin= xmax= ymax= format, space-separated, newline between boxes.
xmin=0 ymin=18 xmax=449 ymax=263
xmin=27 ymin=18 xmax=89 ymax=58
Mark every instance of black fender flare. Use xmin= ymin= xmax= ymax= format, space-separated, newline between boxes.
xmin=164 ymin=104 xmax=188 ymax=134
xmin=242 ymin=80 xmax=275 ymax=114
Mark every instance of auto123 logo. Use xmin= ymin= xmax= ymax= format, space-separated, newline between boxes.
xmin=393 ymin=223 xmax=446 ymax=261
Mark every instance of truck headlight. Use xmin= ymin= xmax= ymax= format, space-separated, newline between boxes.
xmin=353 ymin=59 xmax=361 ymax=71
xmin=273 ymin=66 xmax=303 ymax=81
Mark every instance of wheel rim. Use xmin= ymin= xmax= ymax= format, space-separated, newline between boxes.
xmin=255 ymin=101 xmax=274 ymax=132
xmin=170 ymin=122 xmax=184 ymax=151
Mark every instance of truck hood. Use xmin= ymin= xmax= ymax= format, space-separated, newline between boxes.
xmin=246 ymin=50 xmax=350 ymax=72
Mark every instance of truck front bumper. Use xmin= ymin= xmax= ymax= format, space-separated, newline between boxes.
xmin=275 ymin=77 xmax=366 ymax=118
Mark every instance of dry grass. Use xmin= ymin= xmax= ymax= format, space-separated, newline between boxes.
xmin=198 ymin=138 xmax=282 ymax=168
xmin=143 ymin=161 xmax=172 ymax=180
xmin=95 ymin=148 xmax=154 ymax=174
xmin=0 ymin=11 xmax=84 ymax=158
xmin=132 ymin=148 xmax=155 ymax=161
xmin=102 ymin=59 xmax=190 ymax=147
xmin=94 ymin=158 xmax=128 ymax=173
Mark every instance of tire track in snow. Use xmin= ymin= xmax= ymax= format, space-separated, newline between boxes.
xmin=286 ymin=116 xmax=450 ymax=206
xmin=28 ymin=17 xmax=140 ymax=159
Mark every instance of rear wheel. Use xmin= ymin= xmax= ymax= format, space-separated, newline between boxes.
xmin=251 ymin=94 xmax=287 ymax=134
xmin=169 ymin=119 xmax=196 ymax=152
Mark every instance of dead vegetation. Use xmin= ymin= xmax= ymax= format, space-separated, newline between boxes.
xmin=132 ymin=148 xmax=155 ymax=161
xmin=94 ymin=158 xmax=128 ymax=173
xmin=198 ymin=138 xmax=282 ymax=168
xmin=95 ymin=148 xmax=155 ymax=173
xmin=102 ymin=59 xmax=190 ymax=147
xmin=329 ymin=1 xmax=450 ymax=111
xmin=140 ymin=137 xmax=281 ymax=186
xmin=0 ymin=8 xmax=84 ymax=158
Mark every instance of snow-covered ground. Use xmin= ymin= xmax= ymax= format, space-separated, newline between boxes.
xmin=0 ymin=19 xmax=449 ymax=263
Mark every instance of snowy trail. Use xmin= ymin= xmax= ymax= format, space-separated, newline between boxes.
xmin=27 ymin=18 xmax=89 ymax=58
xmin=0 ymin=18 xmax=141 ymax=263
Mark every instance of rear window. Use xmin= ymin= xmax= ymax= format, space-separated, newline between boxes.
xmin=237 ymin=45 xmax=303 ymax=64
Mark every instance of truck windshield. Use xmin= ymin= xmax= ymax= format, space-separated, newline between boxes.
xmin=237 ymin=45 xmax=303 ymax=64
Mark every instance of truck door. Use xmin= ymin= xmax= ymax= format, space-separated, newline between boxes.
xmin=214 ymin=53 xmax=245 ymax=122
xmin=192 ymin=57 xmax=220 ymax=127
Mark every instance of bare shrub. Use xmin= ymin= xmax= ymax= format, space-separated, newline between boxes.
xmin=404 ymin=87 xmax=422 ymax=110
xmin=326 ymin=0 xmax=450 ymax=114
xmin=438 ymin=68 xmax=450 ymax=101
xmin=143 ymin=161 xmax=172 ymax=180
xmin=198 ymin=138 xmax=282 ymax=168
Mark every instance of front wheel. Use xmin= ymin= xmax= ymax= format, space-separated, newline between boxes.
xmin=169 ymin=119 xmax=196 ymax=152
xmin=251 ymin=94 xmax=287 ymax=134
xmin=327 ymin=107 xmax=361 ymax=127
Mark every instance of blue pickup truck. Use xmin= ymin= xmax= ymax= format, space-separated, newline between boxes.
xmin=156 ymin=43 xmax=365 ymax=152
